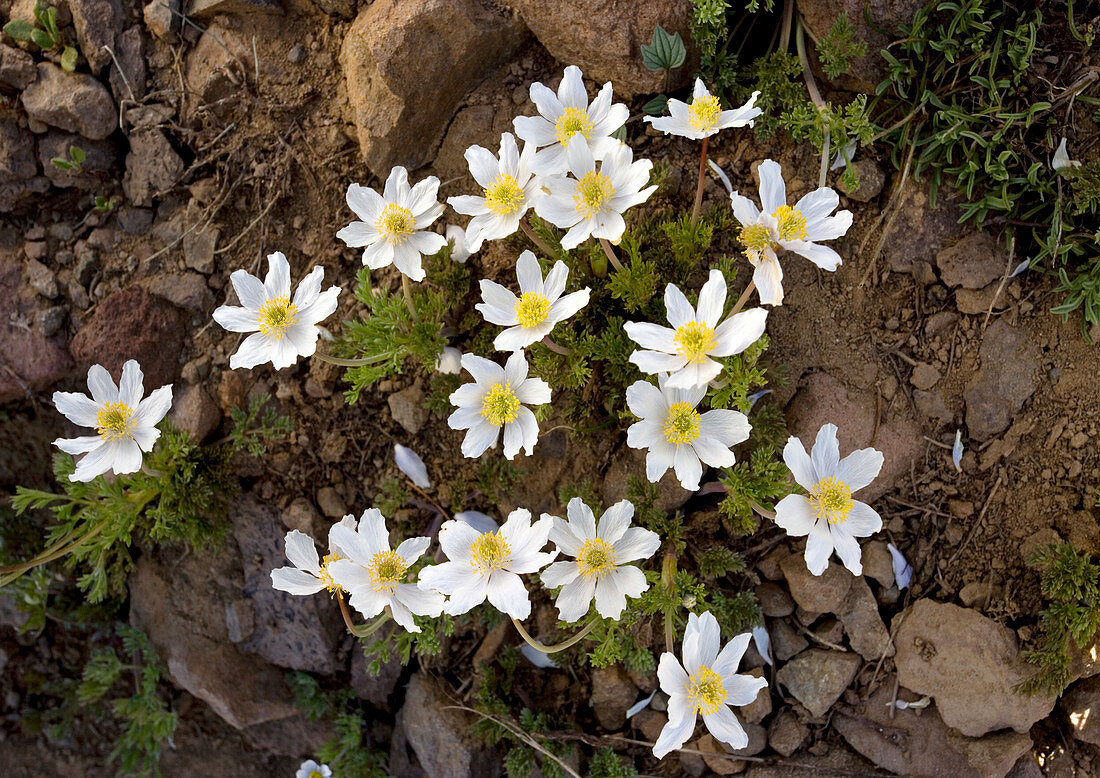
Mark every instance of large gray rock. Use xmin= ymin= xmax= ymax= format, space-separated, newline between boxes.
xmin=339 ymin=0 xmax=526 ymax=177
xmin=0 ymin=117 xmax=47 ymax=212
xmin=836 ymin=576 xmax=893 ymax=660
xmin=776 ymin=649 xmax=861 ymax=718
xmin=506 ymin=0 xmax=694 ymax=98
xmin=108 ymin=26 xmax=148 ymax=101
xmin=123 ymin=129 xmax=184 ymax=206
xmin=936 ymin=231 xmax=1009 ymax=290
xmin=780 ymin=554 xmax=854 ymax=614
xmin=21 ymin=63 xmax=117 ymax=140
xmin=893 ymin=600 xmax=1057 ymax=737
xmin=401 ymin=673 xmax=498 ymax=778
xmin=68 ymin=0 xmax=123 ymax=73
xmin=1063 ymin=676 xmax=1100 ymax=746
xmin=964 ymin=321 xmax=1042 ymax=442
xmin=0 ymin=42 xmax=36 ymax=89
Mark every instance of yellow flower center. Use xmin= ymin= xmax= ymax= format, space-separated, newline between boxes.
xmin=309 ymin=772 xmax=323 ymax=778
xmin=485 ymin=173 xmax=525 ymax=216
xmin=772 ymin=204 xmax=808 ymax=241
xmin=688 ymin=94 xmax=723 ymax=131
xmin=573 ymin=171 xmax=615 ymax=218
xmin=687 ymin=665 xmax=727 ymax=716
xmin=375 ymin=202 xmax=417 ymax=244
xmin=95 ymin=401 xmax=136 ymax=442
xmin=514 ymin=292 xmax=552 ymax=328
xmin=811 ymin=476 xmax=854 ymax=525
xmin=317 ymin=552 xmax=342 ymax=594
xmin=481 ymin=383 xmax=521 ymax=426
xmin=555 ymin=107 xmax=594 ymax=145
xmin=738 ymin=222 xmax=774 ymax=258
xmin=257 ymin=296 xmax=298 ymax=338
xmin=674 ymin=321 xmax=717 ymax=363
xmin=469 ymin=531 xmax=511 ymax=575
xmin=368 ymin=550 xmax=408 ymax=593
xmin=576 ymin=538 xmax=616 ymax=580
xmin=663 ymin=401 xmax=702 ymax=445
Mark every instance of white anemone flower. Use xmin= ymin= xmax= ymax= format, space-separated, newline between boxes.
xmin=213 ymin=251 xmax=340 ymax=370
xmin=475 ymin=250 xmax=591 ymax=351
xmin=270 ymin=520 xmax=351 ymax=597
xmin=417 ymin=509 xmax=556 ymax=620
xmin=448 ymin=133 xmax=539 ymax=252
xmin=644 ymin=80 xmax=761 ymax=140
xmin=535 ymin=141 xmax=657 ymax=250
xmin=513 ymin=65 xmax=629 ymax=176
xmin=625 ymin=374 xmax=751 ymax=492
xmin=729 ymin=159 xmax=853 ymax=306
xmin=540 ymin=498 xmax=660 ymax=622
xmin=336 ymin=167 xmax=446 ymax=282
xmin=296 ymin=760 xmax=332 ymax=778
xmin=326 ymin=509 xmax=443 ymax=632
xmin=653 ymin=611 xmax=767 ymax=758
xmin=625 ymin=269 xmax=768 ymax=389
xmin=774 ymin=423 xmax=884 ymax=576
xmin=448 ymin=352 xmax=551 ymax=460
xmin=52 ymin=360 xmax=173 ymax=482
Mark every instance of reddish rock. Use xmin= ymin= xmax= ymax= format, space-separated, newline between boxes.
xmin=70 ymin=284 xmax=186 ymax=389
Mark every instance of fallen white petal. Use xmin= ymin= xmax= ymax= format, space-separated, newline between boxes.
xmin=707 ymin=159 xmax=733 ymax=195
xmin=1009 ymin=259 xmax=1030 ymax=278
xmin=455 ymin=511 xmax=498 ymax=534
xmin=394 ymin=444 xmax=431 ymax=489
xmin=521 ymin=643 xmax=560 ymax=669
xmin=1052 ymin=137 xmax=1081 ymax=170
xmin=887 ymin=543 xmax=913 ymax=589
xmin=951 ymin=429 xmax=964 ymax=473
xmin=626 ymin=690 xmax=657 ymax=719
xmin=435 ymin=346 xmax=462 ymax=375
xmin=752 ymin=624 xmax=773 ymax=667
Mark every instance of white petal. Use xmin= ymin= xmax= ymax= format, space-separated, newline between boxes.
xmin=229 ymin=269 xmax=268 ymax=311
xmin=652 ymin=711 xmax=696 ymax=759
xmin=134 ymin=385 xmax=173 ymax=429
xmin=625 ymin=379 xmax=668 ymax=420
xmin=455 ymin=511 xmax=498 ymax=534
xmin=703 ymin=707 xmax=748 ymax=751
xmin=683 ymin=611 xmax=720 ymax=674
xmin=264 ymin=252 xmax=292 ymax=298
xmin=782 ymin=435 xmax=817 ymax=490
xmin=70 ymin=442 xmax=117 ymax=481
xmin=624 ymin=322 xmax=677 ymax=352
xmin=844 ymin=501 xmax=882 ymax=537
xmin=393 ymin=582 xmax=445 ymax=618
xmin=54 ymin=435 xmax=104 ymax=455
xmin=541 ymin=560 xmax=581 ymax=588
xmin=811 ymin=423 xmax=841 ymax=478
xmin=830 ymin=526 xmax=865 ymax=576
xmin=213 ymin=305 xmax=260 ymax=333
xmin=753 ymin=255 xmax=785 ymax=306
xmin=757 ymin=159 xmax=786 ymax=214
xmin=86 ymin=364 xmax=118 ymax=404
xmin=346 ymin=182 xmax=384 ymax=222
xmin=663 ymin=283 xmax=695 ymax=328
xmin=417 ymin=560 xmax=470 ymax=595
xmin=712 ymin=633 xmax=751 ymax=679
xmin=696 ymin=270 xmax=727 ymax=328
xmin=461 ymin=421 xmax=500 ymax=458
xmin=395 ymin=536 xmax=431 ymax=567
xmin=515 ymin=249 xmax=544 ymax=294
xmin=394 ymin=444 xmax=431 ymax=489
xmin=117 ymin=360 xmax=144 ymax=407
xmin=52 ymin=391 xmax=99 ymax=427
xmin=566 ymin=497 xmax=598 ymax=541
xmin=782 ymin=239 xmax=843 ymax=271
xmin=711 ymin=308 xmax=768 ymax=357
xmin=486 ymin=570 xmax=531 ymax=619
xmin=271 ymin=567 xmax=324 ymax=595
xmin=700 ymin=409 xmax=750 ymax=446
xmin=804 ymin=519 xmax=835 ymax=575
xmin=773 ymin=494 xmax=816 ymax=537
xmin=555 ymin=575 xmax=595 ymax=622
xmin=284 ymin=530 xmax=321 ymax=574
xmin=835 ymin=448 xmax=884 ymax=493
xmin=593 ymin=574 xmax=627 ymax=619
xmin=437 ymin=519 xmax=483 ymax=562
xmin=595 ymin=500 xmax=633 ymax=544
xmin=630 ymin=350 xmax=687 ymax=375
xmin=612 ymin=527 xmax=661 ymax=564
xmin=609 ymin=564 xmax=648 ymax=599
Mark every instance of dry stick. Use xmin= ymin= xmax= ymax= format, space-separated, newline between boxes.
xmin=406 ymin=479 xmax=451 ymax=522
xmin=519 ymin=216 xmax=558 ymax=258
xmin=857 ymin=142 xmax=914 ymax=288
xmin=599 ymin=238 xmax=624 ymax=272
xmin=453 ymin=706 xmax=583 ymax=778
xmin=982 ymin=232 xmax=1017 ymax=330
xmin=691 ymin=135 xmax=710 ymax=226
xmin=728 ymin=280 xmax=757 ymax=317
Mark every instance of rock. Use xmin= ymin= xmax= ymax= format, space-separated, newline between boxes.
xmin=955 ymin=283 xmax=1003 ymax=316
xmin=182 ymin=20 xmax=250 ymax=122
xmin=402 ymin=673 xmax=491 ymax=778
xmin=780 ymin=554 xmax=854 ymax=614
xmin=911 ymin=363 xmax=941 ymax=390
xmin=388 ymin=382 xmax=429 ymax=435
xmin=507 ymin=0 xmax=693 ymax=98
xmin=881 ymin=186 xmax=968 ymax=275
xmin=123 ymin=130 xmax=185 ymax=206
xmin=836 ymin=158 xmax=885 ymax=202
xmin=340 ymin=0 xmax=526 ymax=177
xmin=143 ymin=0 xmax=177 ymax=38
xmin=189 ymin=0 xmax=282 ymax=17
xmin=230 ymin=494 xmax=341 ymax=674
xmin=37 ymin=305 xmax=66 ymax=337
xmin=786 ymin=371 xmax=921 ymax=503
xmin=769 ymin=619 xmax=808 ymax=662
xmin=0 ymin=117 xmax=47 ymax=212
xmin=958 ymin=581 xmax=997 ymax=608
xmin=316 ymin=486 xmax=347 ymax=519
xmin=1006 ymin=755 xmax=1042 ymax=778
xmin=862 ymin=540 xmax=894 ymax=588
xmin=70 ymin=284 xmax=187 ymax=389
xmin=183 ymin=225 xmax=219 ymax=274
xmin=0 ymin=249 xmax=72 ymax=402
xmin=964 ymin=321 xmax=1042 ymax=442
xmin=0 ymin=43 xmax=36 ymax=89
xmin=740 ymin=667 xmax=772 ymax=724
xmin=68 ymin=0 xmax=123 ymax=73
xmin=130 ymin=552 xmax=301 ymax=729
xmin=893 ymin=600 xmax=1057 ymax=737
xmin=632 ymin=709 xmax=667 ymax=743
xmin=914 ymin=389 xmax=955 ymax=428
xmin=591 ymin=665 xmax=637 ymax=731
xmin=171 ymin=383 xmax=221 ymax=441
xmin=280 ymin=497 xmax=319 ymax=534
xmin=776 ymin=649 xmax=861 ymax=718
xmin=21 ymin=63 xmax=117 ymax=140
xmin=698 ymin=723 xmax=766 ymax=773
xmin=108 ymin=26 xmax=147 ymax=101
xmin=433 ymin=103 xmax=502 ymax=184
xmin=141 ymin=271 xmax=214 ymax=312
xmin=37 ymin=131 xmax=116 ymax=189
xmin=24 ymin=258 xmax=58 ymax=299
xmin=351 ymin=634 xmax=403 ymax=706
xmin=118 ymin=206 xmax=154 ymax=234
xmin=798 ymin=0 xmax=925 ymax=92
xmin=936 ymin=231 xmax=1007 ymax=290
xmin=1063 ymin=676 xmax=1100 ymax=746
xmin=755 ymin=582 xmax=795 ymax=618
xmin=835 ymin=678 xmax=1032 ymax=778
xmin=837 ymin=577 xmax=893 ymax=660
xmin=767 ymin=709 xmax=809 ymax=757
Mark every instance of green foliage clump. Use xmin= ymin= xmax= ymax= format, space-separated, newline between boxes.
xmin=288 ymin=672 xmax=390 ymax=777
xmin=359 ymin=613 xmax=455 ymax=674
xmin=818 ymin=13 xmax=867 ymax=79
xmin=3 ymin=1 xmax=79 ymax=70
xmin=1020 ymin=543 xmax=1100 ymax=695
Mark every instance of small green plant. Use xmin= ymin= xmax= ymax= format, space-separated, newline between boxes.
xmin=3 ymin=1 xmax=79 ymax=71
xmin=94 ymin=194 xmax=119 ymax=212
xmin=641 ymin=25 xmax=687 ymax=113
xmin=817 ymin=12 xmax=867 ymax=79
xmin=51 ymin=145 xmax=85 ymax=172
xmin=1020 ymin=542 xmax=1100 ymax=695
xmin=288 ymin=672 xmax=390 ymax=778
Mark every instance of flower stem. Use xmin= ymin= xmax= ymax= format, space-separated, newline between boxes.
xmin=691 ymin=135 xmax=710 ymax=226
xmin=541 ymin=336 xmax=573 ymax=356
xmin=401 ymin=274 xmax=419 ymax=321
xmin=598 ymin=238 xmax=624 ymax=272
xmin=661 ymin=549 xmax=677 ymax=653
xmin=338 ymin=592 xmax=392 ymax=638
xmin=519 ymin=216 xmax=559 ymax=258
xmin=749 ymin=499 xmax=776 ymax=520
xmin=406 ymin=480 xmax=451 ymax=522
xmin=510 ymin=615 xmax=598 ymax=654
xmin=728 ymin=280 xmax=757 ymax=316
xmin=313 ymin=348 xmax=401 ymax=367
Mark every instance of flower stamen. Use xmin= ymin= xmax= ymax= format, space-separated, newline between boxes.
xmin=811 ymin=476 xmax=854 ymax=525
xmin=687 ymin=665 xmax=727 ymax=716
xmin=688 ymin=94 xmax=723 ymax=131
xmin=554 ymin=107 xmax=594 ymax=146
xmin=485 ymin=174 xmax=525 ymax=216
xmin=576 ymin=538 xmax=616 ymax=580
xmin=375 ymin=202 xmax=417 ymax=244
xmin=368 ymin=550 xmax=408 ymax=593
xmin=318 ymin=552 xmax=342 ymax=594
xmin=573 ymin=171 xmax=615 ymax=218
xmin=481 ymin=383 xmax=521 ymax=426
xmin=469 ymin=531 xmax=511 ymax=575
xmin=95 ymin=402 xmax=136 ymax=442
xmin=673 ymin=321 xmax=717 ymax=363
xmin=514 ymin=292 xmax=552 ymax=328
xmin=772 ymin=205 xmax=808 ymax=241
xmin=257 ymin=296 xmax=298 ymax=338
xmin=738 ymin=223 xmax=774 ymax=258
xmin=663 ymin=402 xmax=702 ymax=445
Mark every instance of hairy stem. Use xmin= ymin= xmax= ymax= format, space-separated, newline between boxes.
xmin=599 ymin=238 xmax=624 ymax=272
xmin=338 ymin=593 xmax=392 ymax=638
xmin=401 ymin=274 xmax=419 ymax=321
xmin=510 ymin=615 xmax=598 ymax=654
xmin=519 ymin=216 xmax=559 ymax=258
xmin=728 ymin=280 xmax=757 ymax=316
xmin=541 ymin=336 xmax=573 ymax=356
xmin=691 ymin=136 xmax=710 ymax=226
